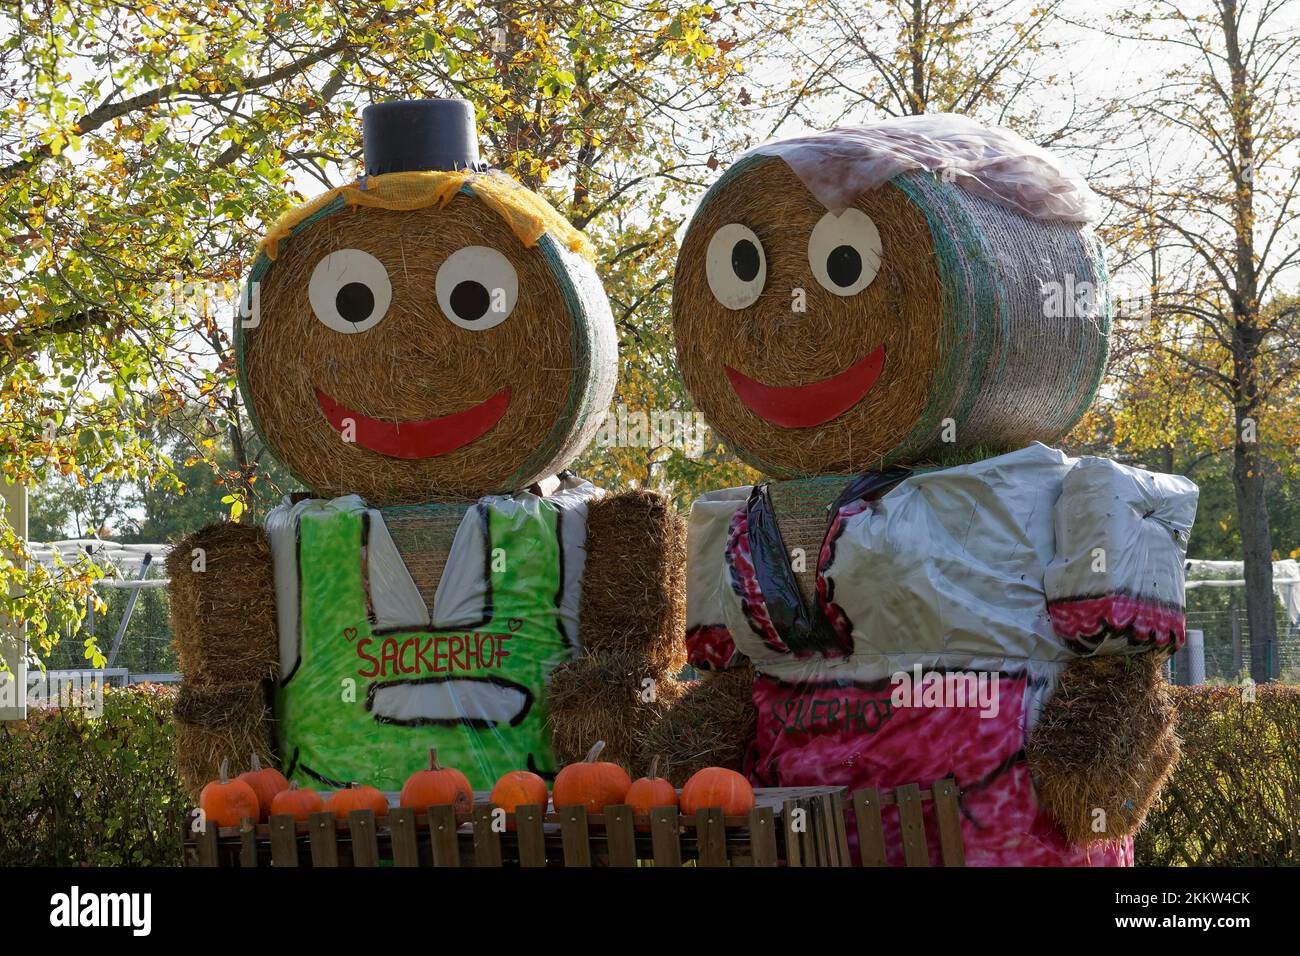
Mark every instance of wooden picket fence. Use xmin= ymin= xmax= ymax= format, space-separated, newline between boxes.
xmin=186 ymin=779 xmax=965 ymax=867
xmin=856 ymin=779 xmax=965 ymax=867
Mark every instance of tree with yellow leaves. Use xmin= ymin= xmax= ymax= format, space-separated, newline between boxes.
xmin=1085 ymin=0 xmax=1300 ymax=681
xmin=0 ymin=0 xmax=793 ymax=666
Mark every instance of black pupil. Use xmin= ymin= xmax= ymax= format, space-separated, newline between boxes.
xmin=731 ymin=239 xmax=760 ymax=282
xmin=450 ymin=280 xmax=491 ymax=322
xmin=335 ymin=282 xmax=374 ymax=323
xmin=827 ymin=244 xmax=862 ymax=288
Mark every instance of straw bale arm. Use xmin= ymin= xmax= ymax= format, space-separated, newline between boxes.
xmin=165 ymin=522 xmax=279 ymax=685
xmin=576 ymin=489 xmax=687 ymax=672
xmin=167 ymin=522 xmax=280 ymax=794
xmin=1027 ymin=651 xmax=1180 ymax=845
xmin=546 ymin=491 xmax=689 ymax=775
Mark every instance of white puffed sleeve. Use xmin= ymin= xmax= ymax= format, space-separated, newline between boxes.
xmin=684 ymin=486 xmax=751 ymax=670
xmin=1044 ymin=457 xmax=1198 ymax=654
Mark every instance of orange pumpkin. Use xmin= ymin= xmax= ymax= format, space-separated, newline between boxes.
xmin=238 ymin=753 xmax=289 ymax=822
xmin=399 ymin=748 xmax=473 ymax=812
xmin=199 ymin=759 xmax=260 ymax=828
xmin=626 ymin=756 xmax=678 ymax=829
xmin=680 ymin=767 xmax=755 ymax=816
xmin=490 ymin=770 xmax=549 ymax=829
xmin=552 ymin=741 xmax=631 ymax=815
xmin=269 ymin=782 xmax=324 ymax=822
xmin=325 ymin=782 xmax=389 ymax=820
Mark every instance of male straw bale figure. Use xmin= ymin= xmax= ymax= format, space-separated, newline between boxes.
xmin=168 ymin=99 xmax=685 ymax=793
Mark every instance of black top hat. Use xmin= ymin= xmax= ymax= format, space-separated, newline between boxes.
xmin=362 ymin=98 xmax=489 ymax=176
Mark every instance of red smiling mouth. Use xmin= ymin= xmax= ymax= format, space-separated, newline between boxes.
xmin=315 ymin=387 xmax=510 ymax=460
xmin=725 ymin=344 xmax=886 ymax=429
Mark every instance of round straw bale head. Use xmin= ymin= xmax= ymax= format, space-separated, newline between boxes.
xmin=672 ymin=152 xmax=1111 ymax=477
xmin=237 ymin=180 xmax=616 ymax=505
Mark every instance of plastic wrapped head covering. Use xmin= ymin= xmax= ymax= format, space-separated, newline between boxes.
xmin=258 ymin=168 xmax=593 ymax=262
xmin=739 ymin=113 xmax=1100 ymax=224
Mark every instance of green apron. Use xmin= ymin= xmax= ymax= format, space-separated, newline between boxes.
xmin=276 ymin=499 xmax=573 ymax=791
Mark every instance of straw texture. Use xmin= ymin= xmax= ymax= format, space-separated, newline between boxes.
xmin=672 ymin=155 xmax=1109 ymax=477
xmin=168 ymin=522 xmax=280 ymax=795
xmin=1028 ymin=653 xmax=1181 ymax=844
xmin=166 ymin=523 xmax=278 ymax=684
xmin=767 ymin=476 xmax=852 ymax=605
xmin=239 ymin=190 xmax=616 ymax=504
xmin=547 ymin=650 xmax=688 ymax=775
xmin=640 ymin=662 xmax=757 ymax=786
xmin=674 ymin=157 xmax=942 ymax=477
xmin=577 ymin=489 xmax=688 ymax=676
xmin=547 ymin=490 xmax=691 ymax=774
xmin=380 ymin=503 xmax=472 ymax=608
xmin=174 ymin=680 xmax=275 ymax=798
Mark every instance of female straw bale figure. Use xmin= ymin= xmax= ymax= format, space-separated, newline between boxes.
xmin=646 ymin=115 xmax=1196 ymax=865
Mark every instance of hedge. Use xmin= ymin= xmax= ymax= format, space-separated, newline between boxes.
xmin=0 ymin=684 xmax=187 ymax=866
xmin=0 ymin=683 xmax=1295 ymax=866
xmin=1135 ymin=683 xmax=1300 ymax=866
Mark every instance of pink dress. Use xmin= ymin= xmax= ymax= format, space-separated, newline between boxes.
xmin=684 ymin=445 xmax=1194 ymax=867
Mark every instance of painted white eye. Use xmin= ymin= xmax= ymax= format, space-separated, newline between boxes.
xmin=808 ymin=209 xmax=881 ymax=296
xmin=307 ymin=248 xmax=392 ymax=333
xmin=706 ymin=223 xmax=766 ymax=310
xmin=435 ymin=246 xmax=519 ymax=331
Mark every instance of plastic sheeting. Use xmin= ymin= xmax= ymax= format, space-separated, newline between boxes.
xmin=1045 ymin=458 xmax=1198 ymax=651
xmin=1186 ymin=558 xmax=1300 ymax=626
xmin=687 ymin=443 xmax=1198 ymax=684
xmin=741 ymin=472 xmax=907 ymax=658
xmin=739 ymin=113 xmax=1100 ymax=223
xmin=721 ymin=443 xmax=1078 ymax=681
